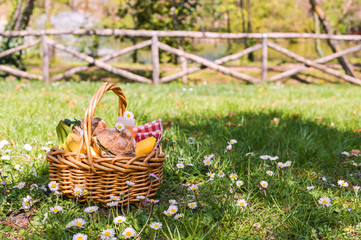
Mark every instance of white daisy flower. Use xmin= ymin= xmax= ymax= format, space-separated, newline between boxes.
xmin=163 ymin=210 xmax=172 ymax=216
xmin=122 ymin=227 xmax=136 ymax=239
xmin=318 ymin=197 xmax=331 ymax=207
xmin=306 ymin=186 xmax=315 ymax=190
xmin=74 ymin=186 xmax=83 ymax=197
xmin=217 ymin=171 xmax=225 ymax=178
xmin=40 ymin=185 xmax=47 ymax=192
xmin=269 ymin=156 xmax=279 ymax=161
xmin=245 ymin=152 xmax=254 ymax=156
xmin=356 ymin=222 xmax=361 ymax=229
xmin=209 ymin=154 xmax=215 ymax=159
xmin=48 ymin=181 xmax=59 ymax=192
xmin=30 ymin=184 xmax=39 ymax=191
xmin=84 ymin=206 xmax=99 ymax=213
xmin=206 ymin=172 xmax=215 ymax=178
xmin=337 ymin=180 xmax=349 ymax=187
xmin=22 ymin=195 xmax=32 ymax=210
xmin=50 ymin=206 xmax=63 ymax=214
xmin=72 ymin=218 xmax=86 ymax=228
xmin=321 ymin=177 xmax=327 ymax=181
xmin=14 ymin=164 xmax=23 ymax=172
xmin=123 ymin=111 xmax=134 ymax=119
xmin=109 ymin=194 xmax=120 ymax=201
xmin=186 ymin=194 xmax=195 ymax=198
xmin=169 ymin=199 xmax=178 ymax=205
xmin=341 ymin=151 xmax=350 ymax=156
xmin=106 ymin=201 xmax=118 ymax=207
xmin=41 ymin=147 xmax=50 ymax=152
xmin=1 ymin=155 xmax=10 ymax=161
xmin=266 ymin=170 xmax=274 ymax=176
xmin=101 ymin=229 xmax=115 ymax=240
xmin=0 ymin=140 xmax=9 ymax=149
xmin=226 ymin=144 xmax=232 ymax=151
xmin=66 ymin=221 xmax=74 ymax=228
xmin=203 ymin=158 xmax=212 ymax=165
xmin=277 ymin=162 xmax=284 ymax=168
xmin=17 ymin=181 xmax=26 ymax=189
xmin=32 ymin=167 xmax=37 ymax=176
xmin=176 ymin=162 xmax=184 ymax=169
xmin=236 ymin=199 xmax=247 ymax=208
xmin=150 ymin=222 xmax=162 ymax=230
xmin=115 ymin=122 xmax=125 ymax=132
xmin=174 ymin=213 xmax=184 ymax=219
xmin=353 ymin=162 xmax=358 ymax=167
xmin=230 ymin=173 xmax=238 ymax=180
xmin=167 ymin=204 xmax=178 ymax=215
xmin=236 ymin=180 xmax=244 ymax=187
xmin=114 ymin=216 xmax=127 ymax=224
xmin=284 ymin=161 xmax=292 ymax=167
xmin=45 ymin=141 xmax=53 ymax=145
xmin=260 ymin=181 xmax=268 ymax=188
xmin=229 ymin=188 xmax=234 ymax=194
xmin=260 ymin=155 xmax=271 ymax=160
xmin=228 ymin=139 xmax=237 ymax=145
xmin=42 ymin=212 xmax=48 ymax=224
xmin=136 ymin=196 xmax=145 ymax=200
xmin=207 ymin=178 xmax=214 ymax=182
xmin=186 ymin=163 xmax=194 ymax=166
xmin=73 ymin=233 xmax=87 ymax=240
xmin=126 ymin=181 xmax=135 ymax=187
xmin=24 ymin=144 xmax=32 ymax=151
xmin=188 ymin=184 xmax=198 ymax=191
xmin=188 ymin=202 xmax=197 ymax=209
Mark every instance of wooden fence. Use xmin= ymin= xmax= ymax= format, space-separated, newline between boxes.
xmin=0 ymin=29 xmax=361 ymax=84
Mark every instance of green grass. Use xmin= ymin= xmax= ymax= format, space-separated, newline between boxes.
xmin=0 ymin=79 xmax=361 ymax=239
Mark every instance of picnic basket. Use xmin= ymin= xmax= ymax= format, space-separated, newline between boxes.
xmin=46 ymin=82 xmax=165 ymax=206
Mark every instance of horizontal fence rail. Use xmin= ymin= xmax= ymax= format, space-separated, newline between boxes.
xmin=0 ymin=29 xmax=361 ymax=84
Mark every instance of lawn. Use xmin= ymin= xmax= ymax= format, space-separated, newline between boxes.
xmin=0 ymin=79 xmax=361 ymax=239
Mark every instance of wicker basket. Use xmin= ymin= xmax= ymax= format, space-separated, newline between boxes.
xmin=46 ymin=83 xmax=165 ymax=206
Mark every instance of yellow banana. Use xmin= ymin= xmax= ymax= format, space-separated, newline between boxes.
xmin=136 ymin=136 xmax=157 ymax=156
xmin=66 ymin=133 xmax=87 ymax=154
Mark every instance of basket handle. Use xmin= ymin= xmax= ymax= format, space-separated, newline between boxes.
xmin=77 ymin=82 xmax=127 ymax=172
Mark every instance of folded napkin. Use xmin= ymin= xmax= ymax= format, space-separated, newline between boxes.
xmin=133 ymin=119 xmax=163 ymax=151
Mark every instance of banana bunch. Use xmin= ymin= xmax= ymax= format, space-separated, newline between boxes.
xmin=56 ymin=120 xmax=73 ymax=147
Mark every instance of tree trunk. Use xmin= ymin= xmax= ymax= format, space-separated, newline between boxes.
xmin=239 ymin=0 xmax=248 ymax=50
xmin=246 ymin=0 xmax=254 ymax=61
xmin=313 ymin=11 xmax=323 ymax=57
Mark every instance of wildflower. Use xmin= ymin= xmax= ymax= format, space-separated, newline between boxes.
xmin=167 ymin=205 xmax=178 ymax=215
xmin=186 ymin=194 xmax=195 ymax=198
xmin=24 ymin=144 xmax=32 ymax=151
xmin=337 ymin=180 xmax=349 ymax=187
xmin=123 ymin=111 xmax=134 ymax=119
xmin=114 ymin=216 xmax=126 ymax=224
xmin=352 ymin=162 xmax=358 ymax=167
xmin=203 ymin=158 xmax=212 ymax=165
xmin=40 ymin=185 xmax=47 ymax=192
xmin=187 ymin=137 xmax=195 ymax=144
xmin=72 ymin=218 xmax=86 ymax=228
xmin=74 ymin=186 xmax=83 ymax=197
xmin=50 ymin=206 xmax=63 ymax=214
xmin=236 ymin=180 xmax=244 ymax=187
xmin=169 ymin=199 xmax=178 ymax=205
xmin=22 ymin=195 xmax=32 ymax=210
xmin=126 ymin=181 xmax=135 ymax=187
xmin=163 ymin=211 xmax=172 ymax=216
xmin=307 ymin=186 xmax=315 ymax=190
xmin=341 ymin=151 xmax=350 ymax=156
xmin=229 ymin=188 xmax=234 ymax=194
xmin=101 ymin=229 xmax=115 ymax=240
xmin=174 ymin=213 xmax=184 ymax=219
xmin=277 ymin=162 xmax=284 ymax=168
xmin=356 ymin=223 xmax=361 ymax=229
xmin=217 ymin=171 xmax=225 ymax=178
xmin=84 ymin=206 xmax=99 ymax=213
xmin=119 ymin=192 xmax=125 ymax=198
xmin=270 ymin=156 xmax=279 ymax=161
xmin=207 ymin=178 xmax=214 ymax=182
xmin=266 ymin=170 xmax=274 ymax=176
xmin=136 ymin=196 xmax=145 ymax=200
xmin=176 ymin=162 xmax=184 ymax=169
xmin=30 ymin=184 xmax=38 ymax=191
xmin=14 ymin=164 xmax=23 ymax=172
xmin=45 ymin=141 xmax=53 ymax=145
xmin=226 ymin=144 xmax=232 ymax=151
xmin=41 ymin=147 xmax=50 ymax=152
xmin=106 ymin=201 xmax=119 ymax=207
xmin=115 ymin=122 xmax=125 ymax=132
xmin=353 ymin=186 xmax=360 ymax=192
xmin=149 ymin=173 xmax=159 ymax=180
xmin=321 ymin=177 xmax=327 ymax=181
xmin=150 ymin=222 xmax=162 ymax=230
xmin=209 ymin=154 xmax=215 ymax=159
xmin=48 ymin=181 xmax=59 ymax=192
xmin=1 ymin=155 xmax=10 ymax=161
xmin=245 ymin=152 xmax=254 ymax=156
xmin=188 ymin=184 xmax=198 ymax=191
xmin=122 ymin=227 xmax=136 ymax=239
xmin=236 ymin=199 xmax=247 ymax=208
xmin=284 ymin=161 xmax=292 ymax=167
xmin=318 ymin=197 xmax=331 ymax=207
xmin=146 ymin=198 xmax=159 ymax=204
xmin=42 ymin=212 xmax=48 ymax=224
xmin=73 ymin=233 xmax=88 ymax=240
xmin=32 ymin=167 xmax=37 ymax=176
xmin=206 ymin=172 xmax=215 ymax=178
xmin=17 ymin=181 xmax=26 ymax=189
xmin=260 ymin=181 xmax=268 ymax=188
xmin=66 ymin=221 xmax=74 ymax=228
xmin=260 ymin=155 xmax=271 ymax=160
xmin=230 ymin=173 xmax=238 ymax=180
xmin=188 ymin=202 xmax=197 ymax=209
xmin=228 ymin=139 xmax=237 ymax=145
xmin=0 ymin=140 xmax=9 ymax=149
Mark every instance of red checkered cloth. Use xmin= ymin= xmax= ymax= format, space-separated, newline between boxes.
xmin=133 ymin=119 xmax=163 ymax=151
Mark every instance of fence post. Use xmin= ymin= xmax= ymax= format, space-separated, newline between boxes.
xmin=261 ymin=33 xmax=268 ymax=81
xmin=152 ymin=32 xmax=160 ymax=84
xmin=179 ymin=45 xmax=188 ymax=84
xmin=41 ymin=31 xmax=50 ymax=83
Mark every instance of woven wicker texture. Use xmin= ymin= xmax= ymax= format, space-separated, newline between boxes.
xmin=46 ymin=83 xmax=165 ymax=206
